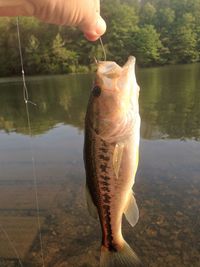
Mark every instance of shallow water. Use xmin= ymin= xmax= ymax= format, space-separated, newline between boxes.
xmin=0 ymin=64 xmax=200 ymax=267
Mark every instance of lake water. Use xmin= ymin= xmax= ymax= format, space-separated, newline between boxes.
xmin=0 ymin=63 xmax=200 ymax=267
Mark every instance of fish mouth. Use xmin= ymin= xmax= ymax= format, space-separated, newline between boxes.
xmin=97 ymin=61 xmax=122 ymax=80
xmin=97 ymin=56 xmax=136 ymax=77
xmin=96 ymin=56 xmax=136 ymax=92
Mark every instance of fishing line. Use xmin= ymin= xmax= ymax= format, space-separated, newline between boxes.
xmin=16 ymin=17 xmax=45 ymax=267
xmin=0 ymin=223 xmax=23 ymax=267
xmin=99 ymin=37 xmax=107 ymax=61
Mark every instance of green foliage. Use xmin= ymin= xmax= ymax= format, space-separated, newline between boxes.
xmin=0 ymin=0 xmax=200 ymax=76
xmin=155 ymin=8 xmax=175 ymax=32
xmin=171 ymin=26 xmax=199 ymax=63
xmin=168 ymin=10 xmax=199 ymax=63
xmin=48 ymin=33 xmax=78 ymax=73
xmin=102 ymin=0 xmax=139 ymax=63
xmin=140 ymin=2 xmax=156 ymax=25
xmin=131 ymin=25 xmax=163 ymax=66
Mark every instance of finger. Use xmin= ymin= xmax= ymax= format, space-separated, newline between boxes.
xmin=0 ymin=0 xmax=34 ymax=16
xmin=84 ymin=14 xmax=106 ymax=41
xmin=79 ymin=0 xmax=106 ymax=41
xmin=95 ymin=0 xmax=100 ymax=13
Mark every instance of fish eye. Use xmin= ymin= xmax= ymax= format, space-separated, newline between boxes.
xmin=92 ymin=86 xmax=101 ymax=97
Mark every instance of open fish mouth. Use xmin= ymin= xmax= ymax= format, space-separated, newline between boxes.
xmin=96 ymin=56 xmax=136 ymax=82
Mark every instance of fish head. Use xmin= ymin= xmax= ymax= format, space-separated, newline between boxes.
xmin=87 ymin=56 xmax=140 ymax=140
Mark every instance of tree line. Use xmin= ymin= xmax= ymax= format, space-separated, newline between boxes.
xmin=0 ymin=0 xmax=200 ymax=76
xmin=1 ymin=64 xmax=200 ymax=139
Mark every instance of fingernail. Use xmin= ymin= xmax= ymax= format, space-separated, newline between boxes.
xmin=84 ymin=32 xmax=99 ymax=41
xmin=95 ymin=15 xmax=107 ymax=35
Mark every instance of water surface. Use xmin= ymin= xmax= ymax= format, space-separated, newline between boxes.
xmin=0 ymin=64 xmax=200 ymax=267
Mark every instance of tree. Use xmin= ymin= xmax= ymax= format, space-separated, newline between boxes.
xmin=169 ymin=11 xmax=199 ymax=63
xmin=170 ymin=26 xmax=199 ymax=63
xmin=155 ymin=7 xmax=175 ymax=33
xmin=1 ymin=0 xmax=200 ymax=76
xmin=48 ymin=33 xmax=78 ymax=74
xmin=102 ymin=0 xmax=139 ymax=63
xmin=139 ymin=2 xmax=156 ymax=25
xmin=131 ymin=25 xmax=163 ymax=66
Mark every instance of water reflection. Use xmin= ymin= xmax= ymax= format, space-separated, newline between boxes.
xmin=0 ymin=64 xmax=200 ymax=267
xmin=0 ymin=74 xmax=92 ymax=135
xmin=0 ymin=63 xmax=200 ymax=139
xmin=138 ymin=63 xmax=200 ymax=140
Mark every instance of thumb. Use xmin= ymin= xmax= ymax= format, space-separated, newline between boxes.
xmin=83 ymin=14 xmax=106 ymax=41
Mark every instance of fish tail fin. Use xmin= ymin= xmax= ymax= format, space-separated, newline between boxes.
xmin=100 ymin=241 xmax=142 ymax=267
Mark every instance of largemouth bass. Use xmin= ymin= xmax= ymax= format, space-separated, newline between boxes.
xmin=84 ymin=56 xmax=141 ymax=267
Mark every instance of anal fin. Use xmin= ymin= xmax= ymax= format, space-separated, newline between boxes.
xmin=124 ymin=192 xmax=139 ymax=227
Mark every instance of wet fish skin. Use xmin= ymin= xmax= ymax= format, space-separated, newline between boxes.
xmin=84 ymin=56 xmax=142 ymax=267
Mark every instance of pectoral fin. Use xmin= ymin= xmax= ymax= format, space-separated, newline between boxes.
xmin=113 ymin=142 xmax=124 ymax=179
xmin=124 ymin=192 xmax=139 ymax=227
xmin=85 ymin=185 xmax=98 ymax=219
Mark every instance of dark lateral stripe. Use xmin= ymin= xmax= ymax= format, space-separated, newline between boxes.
xmin=99 ymin=143 xmax=116 ymax=251
xmin=102 ymin=203 xmax=117 ymax=252
xmin=99 ymin=147 xmax=108 ymax=153
xmin=85 ymin=130 xmax=116 ymax=252
xmin=101 ymin=186 xmax=110 ymax=192
xmin=100 ymin=164 xmax=109 ymax=173
xmin=100 ymin=175 xmax=110 ymax=181
xmin=100 ymin=180 xmax=109 ymax=186
xmin=99 ymin=154 xmax=110 ymax=161
xmin=103 ymin=193 xmax=111 ymax=203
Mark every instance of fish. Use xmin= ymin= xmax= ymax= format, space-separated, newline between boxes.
xmin=84 ymin=56 xmax=141 ymax=267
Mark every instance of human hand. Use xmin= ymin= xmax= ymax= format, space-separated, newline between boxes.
xmin=0 ymin=0 xmax=106 ymax=41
